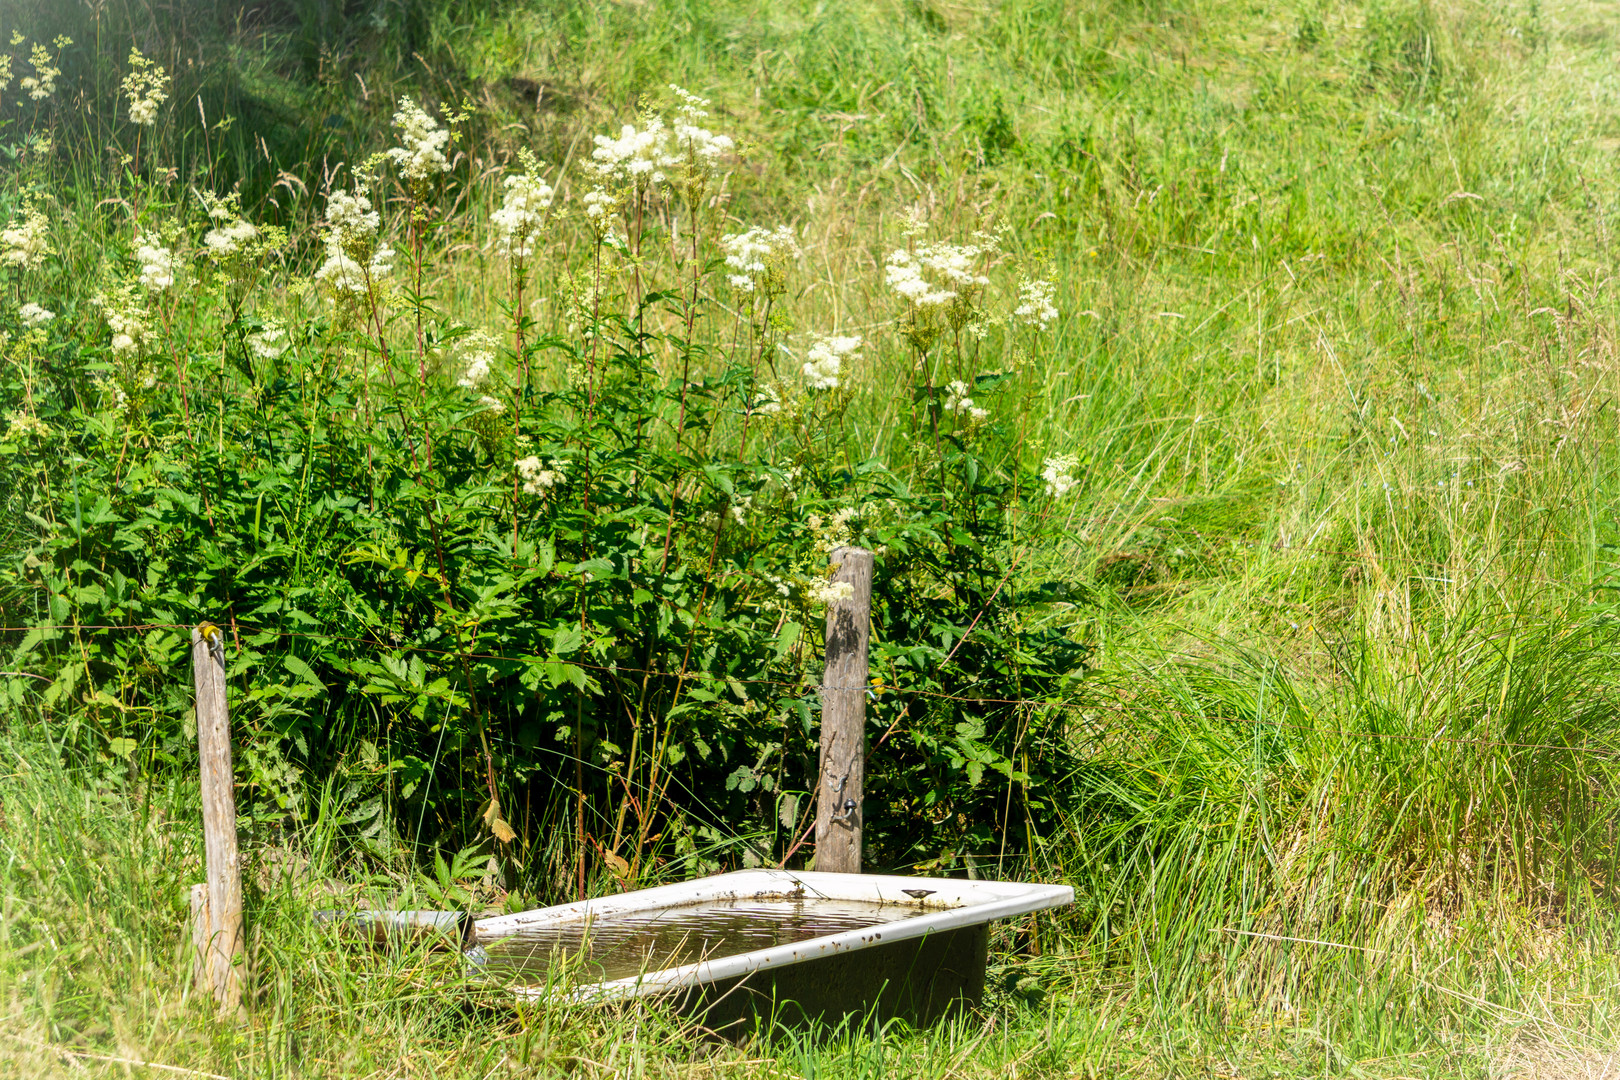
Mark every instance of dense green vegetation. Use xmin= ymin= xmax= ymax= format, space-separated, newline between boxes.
xmin=4 ymin=0 xmax=1620 ymax=1074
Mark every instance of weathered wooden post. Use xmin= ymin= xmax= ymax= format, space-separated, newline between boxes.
xmin=190 ymin=624 xmax=245 ymax=1014
xmin=816 ymin=546 xmax=873 ymax=873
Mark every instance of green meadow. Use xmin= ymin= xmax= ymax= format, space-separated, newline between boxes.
xmin=2 ymin=0 xmax=1620 ymax=1074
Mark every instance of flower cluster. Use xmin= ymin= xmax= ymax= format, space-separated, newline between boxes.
xmin=491 ymin=163 xmax=555 ymax=262
xmin=92 ymin=283 xmax=150 ymax=357
xmin=1014 ymin=278 xmax=1058 ymax=331
xmin=0 ymin=51 xmax=12 ymax=94
xmin=315 ymin=187 xmax=394 ymax=300
xmin=802 ymin=334 xmax=862 ymax=391
xmin=516 ymin=455 xmax=567 ymax=495
xmin=808 ymin=507 xmax=859 ymax=554
xmin=745 ymin=383 xmax=783 ymax=417
xmin=5 ymin=409 xmax=48 ymax=440
xmin=667 ymin=85 xmax=734 ymax=193
xmin=455 ymin=329 xmax=499 ymax=388
xmin=1042 ymin=454 xmax=1079 ymax=498
xmin=807 ymin=578 xmax=855 ymax=606
xmin=580 ymin=186 xmax=623 ymax=238
xmin=943 ymin=380 xmax=989 ymax=424
xmin=720 ymin=225 xmax=798 ymax=295
xmin=886 ymin=241 xmax=992 ymax=306
xmin=1 ymin=203 xmax=52 ymax=270
xmin=324 ymin=189 xmax=381 ymax=257
xmin=199 ymin=192 xmax=260 ymax=261
xmin=122 ymin=48 xmax=170 ymax=126
xmin=590 ymin=115 xmax=672 ymax=187
xmin=135 ymin=239 xmax=177 ymax=291
xmin=248 ymin=322 xmax=289 ymax=360
xmin=315 ymin=246 xmax=396 ymax=297
xmin=387 ymin=97 xmax=453 ymax=186
xmin=20 ymin=40 xmax=65 ymax=101
xmin=18 ymin=303 xmax=54 ymax=329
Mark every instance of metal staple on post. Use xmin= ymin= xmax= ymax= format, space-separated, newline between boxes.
xmin=816 ymin=546 xmax=873 ymax=874
xmin=190 ymin=624 xmax=245 ymax=1015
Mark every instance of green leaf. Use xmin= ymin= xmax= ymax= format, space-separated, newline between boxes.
xmin=282 ymin=654 xmax=326 ymax=692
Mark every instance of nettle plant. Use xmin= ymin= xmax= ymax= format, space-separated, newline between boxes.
xmin=1 ymin=65 xmax=1087 ymax=896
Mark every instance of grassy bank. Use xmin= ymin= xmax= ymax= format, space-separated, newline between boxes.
xmin=4 ymin=0 xmax=1620 ymax=1074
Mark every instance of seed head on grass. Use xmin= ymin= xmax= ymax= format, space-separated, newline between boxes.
xmin=121 ymin=48 xmax=170 ymax=126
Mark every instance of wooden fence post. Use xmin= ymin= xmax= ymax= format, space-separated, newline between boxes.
xmin=191 ymin=625 xmax=245 ymax=1014
xmin=816 ymin=546 xmax=873 ymax=874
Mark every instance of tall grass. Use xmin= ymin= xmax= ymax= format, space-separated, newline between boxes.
xmin=3 ymin=0 xmax=1620 ymax=1073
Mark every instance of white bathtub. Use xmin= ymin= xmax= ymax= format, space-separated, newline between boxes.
xmin=471 ymin=868 xmax=1073 ymax=1028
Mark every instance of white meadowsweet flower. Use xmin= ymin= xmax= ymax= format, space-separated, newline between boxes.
xmin=18 ymin=303 xmax=54 ymax=329
xmin=387 ymin=96 xmax=452 ymax=184
xmin=943 ymin=380 xmax=975 ymax=414
xmin=324 ymin=189 xmax=380 ymax=255
xmin=1 ymin=203 xmax=52 ymax=270
xmin=121 ymin=48 xmax=170 ymax=126
xmin=92 ymin=284 xmax=149 ymax=357
xmin=1014 ymin=278 xmax=1058 ymax=331
xmin=371 ymin=243 xmax=396 ymax=275
xmin=802 ymin=334 xmax=862 ymax=391
xmin=455 ymin=328 xmax=499 ymax=389
xmin=729 ymin=495 xmax=753 ymax=526
xmin=248 ymin=322 xmax=289 ymax=360
xmin=478 ymin=394 xmax=506 ymax=414
xmin=747 ymin=382 xmax=782 ymax=416
xmin=886 ymin=240 xmax=993 ymax=308
xmin=5 ymin=409 xmax=48 ymax=439
xmin=589 ymin=117 xmax=672 ymax=187
xmin=808 ymin=579 xmax=855 ymax=606
xmin=668 ymin=86 xmax=734 ymax=180
xmin=134 ymin=241 xmax=177 ymax=291
xmin=20 ymin=43 xmax=60 ymax=101
xmin=1042 ymin=454 xmax=1079 ymax=498
xmin=581 ymin=187 xmax=613 ymax=220
xmin=315 ymin=242 xmax=394 ymax=299
xmin=721 ymin=225 xmax=798 ymax=293
xmin=492 ymin=172 xmax=555 ymax=260
xmin=516 ymin=455 xmax=568 ymax=495
xmin=203 ymin=217 xmax=258 ymax=259
xmin=314 ymin=252 xmax=365 ymax=294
